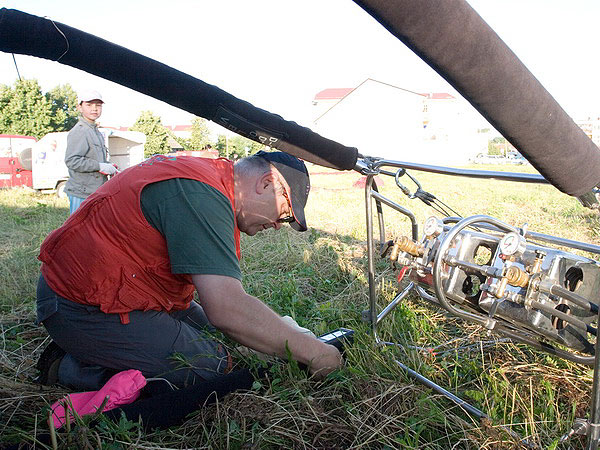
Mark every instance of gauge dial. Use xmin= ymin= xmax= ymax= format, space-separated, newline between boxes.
xmin=499 ymin=232 xmax=526 ymax=257
xmin=423 ymin=216 xmax=443 ymax=237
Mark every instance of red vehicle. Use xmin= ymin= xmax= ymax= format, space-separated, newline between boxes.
xmin=0 ymin=134 xmax=36 ymax=189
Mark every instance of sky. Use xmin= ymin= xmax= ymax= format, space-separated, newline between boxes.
xmin=1 ymin=0 xmax=599 ymax=132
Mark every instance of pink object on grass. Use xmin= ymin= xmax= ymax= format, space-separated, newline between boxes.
xmin=50 ymin=369 xmax=147 ymax=428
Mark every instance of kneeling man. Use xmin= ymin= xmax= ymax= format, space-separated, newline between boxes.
xmin=36 ymin=150 xmax=342 ymax=390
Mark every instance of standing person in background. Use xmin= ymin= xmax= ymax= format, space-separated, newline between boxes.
xmin=64 ymin=89 xmax=118 ymax=214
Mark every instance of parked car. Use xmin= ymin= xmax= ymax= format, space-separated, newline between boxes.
xmin=0 ymin=134 xmax=37 ymax=189
xmin=472 ymin=153 xmax=507 ymax=164
xmin=0 ymin=129 xmax=146 ymax=197
xmin=507 ymin=153 xmax=529 ymax=165
xmin=30 ymin=129 xmax=146 ymax=197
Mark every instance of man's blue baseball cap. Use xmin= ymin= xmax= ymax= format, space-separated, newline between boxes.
xmin=255 ymin=150 xmax=310 ymax=232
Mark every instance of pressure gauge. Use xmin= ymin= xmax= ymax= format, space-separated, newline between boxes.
xmin=499 ymin=232 xmax=527 ymax=257
xmin=423 ymin=216 xmax=444 ymax=237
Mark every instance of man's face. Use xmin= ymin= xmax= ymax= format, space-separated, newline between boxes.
xmin=77 ymin=100 xmax=103 ymax=122
xmin=237 ymin=171 xmax=293 ymax=236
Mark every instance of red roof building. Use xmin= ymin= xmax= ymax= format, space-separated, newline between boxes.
xmin=420 ymin=92 xmax=455 ymax=100
xmin=314 ymin=88 xmax=354 ymax=101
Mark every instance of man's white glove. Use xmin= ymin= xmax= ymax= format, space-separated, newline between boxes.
xmin=99 ymin=162 xmax=118 ymax=176
xmin=281 ymin=315 xmax=317 ymax=338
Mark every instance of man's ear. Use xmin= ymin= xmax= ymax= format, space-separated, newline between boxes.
xmin=256 ymin=171 xmax=276 ymax=195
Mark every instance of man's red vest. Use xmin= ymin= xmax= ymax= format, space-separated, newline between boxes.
xmin=39 ymin=155 xmax=241 ymax=324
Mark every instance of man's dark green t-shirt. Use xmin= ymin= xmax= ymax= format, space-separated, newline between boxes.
xmin=140 ymin=178 xmax=242 ymax=281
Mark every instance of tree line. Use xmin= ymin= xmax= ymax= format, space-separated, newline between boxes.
xmin=0 ymin=79 xmax=264 ymax=158
xmin=0 ymin=79 xmax=78 ymax=139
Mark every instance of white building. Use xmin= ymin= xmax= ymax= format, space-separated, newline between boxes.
xmin=312 ymin=78 xmax=489 ymax=165
xmin=576 ymin=117 xmax=600 ymax=148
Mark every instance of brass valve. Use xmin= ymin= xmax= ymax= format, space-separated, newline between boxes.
xmin=504 ymin=266 xmax=529 ymax=287
xmin=494 ymin=240 xmax=547 ymax=299
xmin=390 ymin=236 xmax=424 ymax=261
xmin=495 ymin=266 xmax=530 ymax=298
xmin=530 ymin=250 xmax=546 ymax=274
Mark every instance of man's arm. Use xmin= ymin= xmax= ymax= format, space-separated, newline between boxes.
xmin=64 ymin=127 xmax=102 ymax=173
xmin=192 ymin=273 xmax=342 ymax=379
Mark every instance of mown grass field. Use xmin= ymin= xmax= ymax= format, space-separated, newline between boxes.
xmin=1 ymin=162 xmax=599 ymax=449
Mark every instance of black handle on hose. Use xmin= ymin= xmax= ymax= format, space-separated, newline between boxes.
xmin=0 ymin=8 xmax=359 ymax=171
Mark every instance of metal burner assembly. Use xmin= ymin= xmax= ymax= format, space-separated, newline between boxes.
xmin=359 ymin=158 xmax=600 ymax=447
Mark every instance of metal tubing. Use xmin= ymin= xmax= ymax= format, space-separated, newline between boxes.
xmin=412 ymin=286 xmax=596 ymax=365
xmin=377 ymin=206 xmax=386 ymax=244
xmin=528 ymin=300 xmax=596 ymax=336
xmin=432 ymin=216 xmax=517 ymax=327
xmin=394 ymin=359 xmax=535 ymax=447
xmin=365 ymin=175 xmax=379 ymax=339
xmin=415 ymin=286 xmax=436 ymax=302
xmin=586 ymin=305 xmax=600 ymax=449
xmin=377 ymin=282 xmax=415 ymax=324
xmin=422 ymin=216 xmax=600 ymax=256
xmin=370 ymin=190 xmax=419 ymax=240
xmin=371 ymin=159 xmax=549 ymax=184
xmin=371 ymin=182 xmax=387 ymax=244
xmin=589 ymin=428 xmax=600 ymax=447
xmin=525 ymin=231 xmax=600 ymax=256
xmin=447 ymin=257 xmax=503 ymax=278
xmin=364 ymin=176 xmax=421 ymax=340
xmin=394 ymin=359 xmax=487 ymax=418
xmin=541 ymin=283 xmax=599 ymax=313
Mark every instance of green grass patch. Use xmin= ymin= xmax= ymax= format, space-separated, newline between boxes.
xmin=0 ymin=163 xmax=597 ymax=448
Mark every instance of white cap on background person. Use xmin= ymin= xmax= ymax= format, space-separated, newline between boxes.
xmin=78 ymin=89 xmax=104 ymax=104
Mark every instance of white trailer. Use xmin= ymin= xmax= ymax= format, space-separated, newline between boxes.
xmin=31 ymin=128 xmax=146 ymax=197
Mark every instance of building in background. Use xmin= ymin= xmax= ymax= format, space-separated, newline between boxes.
xmin=167 ymin=124 xmax=192 ymax=141
xmin=312 ymin=79 xmax=489 ymax=164
xmin=576 ymin=117 xmax=600 ymax=148
xmin=312 ymin=88 xmax=355 ymax=119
